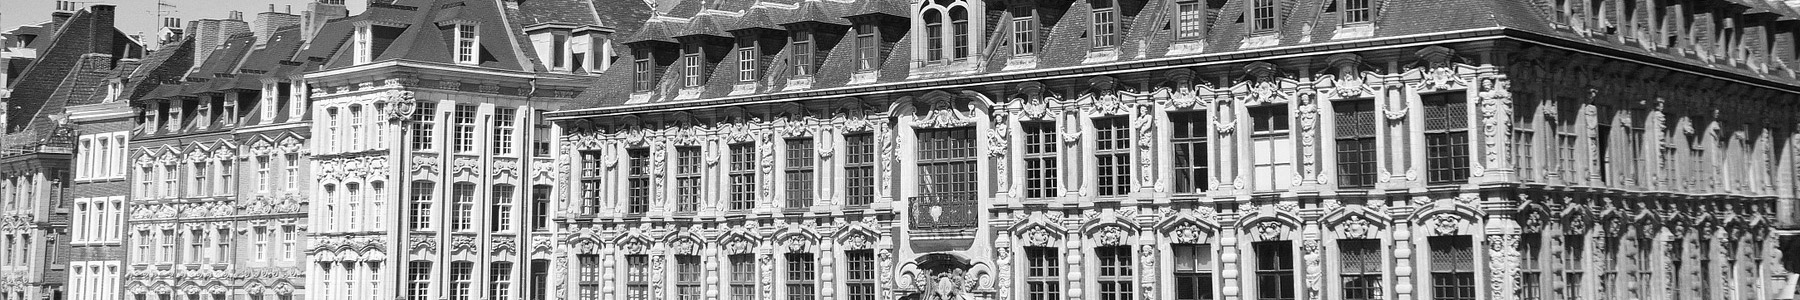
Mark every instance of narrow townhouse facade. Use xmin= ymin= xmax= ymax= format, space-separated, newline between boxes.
xmin=0 ymin=4 xmax=142 ymax=300
xmin=549 ymin=1 xmax=1800 ymax=300
xmin=226 ymin=6 xmax=323 ymax=300
xmin=293 ymin=1 xmax=614 ymax=300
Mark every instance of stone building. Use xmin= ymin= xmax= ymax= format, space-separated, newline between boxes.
xmin=292 ymin=1 xmax=621 ymax=300
xmin=0 ymin=4 xmax=143 ymax=300
xmin=119 ymin=9 xmax=317 ymax=300
xmin=548 ymin=1 xmax=1800 ymax=300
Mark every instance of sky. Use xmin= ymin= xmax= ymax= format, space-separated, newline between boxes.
xmin=0 ymin=0 xmax=368 ymax=43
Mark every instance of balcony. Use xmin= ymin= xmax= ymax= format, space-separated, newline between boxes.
xmin=910 ymin=192 xmax=979 ymax=246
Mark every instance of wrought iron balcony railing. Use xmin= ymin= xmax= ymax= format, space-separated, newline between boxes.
xmin=910 ymin=192 xmax=978 ymax=231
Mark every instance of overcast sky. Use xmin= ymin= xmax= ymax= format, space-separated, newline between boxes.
xmin=1 ymin=0 xmax=368 ymax=43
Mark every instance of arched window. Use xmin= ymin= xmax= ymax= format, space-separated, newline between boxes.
xmin=924 ymin=10 xmax=944 ymax=61
xmin=950 ymin=6 xmax=969 ymax=59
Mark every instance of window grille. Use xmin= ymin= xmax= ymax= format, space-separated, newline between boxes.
xmin=846 ymin=250 xmax=876 ymax=300
xmin=676 ymin=146 xmax=702 ymax=212
xmin=490 ymin=262 xmax=513 ymax=300
xmin=677 ymin=255 xmax=702 ymax=300
xmin=451 ymin=183 xmax=475 ymax=231
xmin=925 ymin=12 xmax=944 ymax=61
xmin=1097 ymin=245 xmax=1134 ymax=300
xmin=411 ymin=102 xmax=437 ymax=151
xmin=626 ymin=255 xmax=649 ymax=300
xmin=1513 ymin=94 xmax=1537 ymax=181
xmin=916 ymin=127 xmax=977 ymax=195
xmin=787 ymin=253 xmax=817 ymax=300
xmin=738 ymin=38 xmax=758 ymax=81
xmin=456 ymin=25 xmax=478 ymax=64
xmin=407 ymin=261 xmax=431 ymax=300
xmin=579 ymin=255 xmax=601 ymax=300
xmin=951 ymin=7 xmax=969 ymax=58
xmin=1173 ymin=244 xmax=1214 ymax=300
xmin=634 ymin=49 xmax=654 ymax=91
xmin=1177 ymin=1 xmax=1205 ymax=39
xmin=493 ymin=107 xmax=516 ymax=155
xmin=1429 ymin=236 xmax=1476 ymax=300
xmin=730 ymin=254 xmax=756 ymax=300
xmin=580 ymin=151 xmax=603 ymax=214
xmin=627 ymin=149 xmax=650 ymax=214
xmin=1566 ymin=235 xmax=1587 ymax=300
xmin=1095 ymin=117 xmax=1132 ymax=196
xmin=531 ymin=260 xmax=551 ymax=300
xmin=1023 ymin=122 xmax=1059 ymax=198
xmin=845 ymin=134 xmax=876 ymax=206
xmin=729 ymin=143 xmax=757 ymax=210
xmin=409 ymin=181 xmax=434 ymax=230
xmin=453 ymin=104 xmax=477 ymax=153
xmin=1423 ymin=92 xmax=1469 ymax=184
xmin=785 ymin=138 xmax=815 ymax=208
xmin=1339 ymin=239 xmax=1381 ymax=300
xmin=683 ymin=44 xmax=704 ymax=87
xmin=1254 ymin=241 xmax=1295 ymax=300
xmin=1335 ymin=100 xmax=1377 ymax=188
xmin=450 ymin=261 xmax=473 ymax=300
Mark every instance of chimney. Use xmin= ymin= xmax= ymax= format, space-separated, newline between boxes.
xmin=302 ymin=0 xmax=349 ymax=41
xmin=253 ymin=7 xmax=301 ymax=46
xmin=50 ymin=12 xmax=72 ymax=30
xmin=88 ymin=4 xmax=116 ymax=60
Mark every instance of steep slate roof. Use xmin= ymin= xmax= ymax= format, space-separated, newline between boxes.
xmin=572 ymin=0 xmax=1800 ymax=112
xmin=303 ymin=0 xmax=613 ymax=74
xmin=3 ymin=6 xmax=140 ymax=138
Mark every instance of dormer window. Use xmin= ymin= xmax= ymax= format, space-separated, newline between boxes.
xmin=792 ymin=30 xmax=814 ymax=76
xmin=737 ymin=37 xmax=758 ymax=82
xmin=354 ymin=25 xmax=373 ymax=64
xmin=104 ymin=79 xmax=122 ymax=103
xmin=855 ymin=24 xmax=881 ymax=69
xmin=1176 ymin=0 xmax=1204 ymax=39
xmin=455 ymin=24 xmax=480 ymax=64
xmin=951 ymin=7 xmax=969 ymax=58
xmin=926 ymin=13 xmax=944 ymax=61
xmin=551 ymin=31 xmax=570 ymax=70
xmin=1251 ymin=0 xmax=1277 ymax=32
xmin=1092 ymin=0 xmax=1117 ymax=47
xmin=1343 ymin=0 xmax=1371 ymax=24
xmin=682 ymin=44 xmax=704 ymax=86
xmin=634 ymin=49 xmax=655 ymax=91
xmin=1011 ymin=8 xmax=1037 ymax=55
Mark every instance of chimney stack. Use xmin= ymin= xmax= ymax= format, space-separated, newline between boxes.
xmin=302 ymin=0 xmax=349 ymax=41
xmin=253 ymin=6 xmax=301 ymax=46
xmin=88 ymin=4 xmax=116 ymax=60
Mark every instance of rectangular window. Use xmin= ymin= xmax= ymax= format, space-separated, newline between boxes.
xmin=927 ymin=17 xmax=944 ymax=61
xmin=1430 ymin=236 xmax=1476 ymax=300
xmin=1097 ymin=245 xmax=1134 ymax=300
xmin=580 ymin=151 xmax=603 ymax=214
xmin=160 ymin=230 xmax=176 ymax=262
xmin=409 ymin=181 xmax=435 ymax=230
xmin=845 ymin=134 xmax=876 ymax=206
xmin=1565 ymin=235 xmax=1586 ymax=300
xmin=1513 ymin=94 xmax=1537 ymax=182
xmin=1095 ymin=117 xmax=1132 ymax=196
xmin=1633 ymin=237 xmax=1654 ymax=300
xmin=677 ymin=255 xmax=702 ymax=300
xmin=192 ymin=163 xmax=208 ymax=197
xmin=786 ymin=253 xmax=817 ymax=300
xmin=452 ymin=183 xmax=475 ymax=232
xmin=491 ymin=185 xmax=514 ymax=232
xmin=626 ymin=255 xmax=649 ymax=300
xmin=530 ymin=260 xmax=551 ymax=300
xmin=683 ymin=44 xmax=703 ymax=87
xmin=349 ymin=106 xmax=362 ymax=149
xmin=634 ymin=49 xmax=654 ymax=91
xmin=738 ymin=42 xmax=758 ymax=81
xmin=785 ymin=138 xmax=815 ymax=208
xmin=792 ymin=30 xmax=813 ymax=76
xmin=579 ymin=255 xmax=601 ymax=300
xmin=1251 ymin=105 xmax=1293 ymax=190
xmin=1598 ymin=237 xmax=1620 ymax=300
xmin=1012 ymin=8 xmax=1037 ymax=54
xmin=490 ymin=262 xmax=513 ymax=300
xmin=217 ymin=160 xmax=234 ymax=195
xmin=1023 ymin=122 xmax=1060 ymax=198
xmin=1092 ymin=0 xmax=1117 ymax=47
xmin=731 ymin=254 xmax=756 ymax=300
xmin=281 ymin=225 xmax=296 ymax=260
xmin=456 ymin=24 xmax=478 ymax=64
xmin=1252 ymin=0 xmax=1277 ymax=32
xmin=1335 ymin=99 xmax=1377 ymax=188
xmin=355 ymin=25 xmax=373 ymax=64
xmin=407 ymin=261 xmax=431 ymax=300
xmin=1173 ymin=244 xmax=1214 ymax=300
xmin=1343 ymin=0 xmax=1372 ymax=23
xmin=729 ymin=143 xmax=757 ymax=210
xmin=676 ymin=146 xmax=702 ymax=212
xmin=449 ymin=261 xmax=474 ymax=300
xmin=252 ymin=227 xmax=268 ymax=260
xmin=1254 ymin=241 xmax=1295 ymax=300
xmin=163 ymin=166 xmax=177 ymax=197
xmin=628 ymin=148 xmax=651 ymax=214
xmin=1340 ymin=239 xmax=1381 ymax=300
xmin=856 ymin=24 xmax=880 ymax=70
xmin=1556 ymin=99 xmax=1579 ymax=180
xmin=1177 ymin=1 xmax=1205 ymax=39
xmin=411 ymin=102 xmax=437 ymax=151
xmin=284 ymin=154 xmax=299 ymax=191
xmin=916 ymin=127 xmax=978 ymax=195
xmin=453 ymin=104 xmax=477 ymax=153
xmin=532 ymin=185 xmax=552 ymax=231
xmin=1519 ymin=233 xmax=1543 ymax=300
xmin=1423 ymin=92 xmax=1470 ymax=184
xmin=552 ymin=33 xmax=568 ymax=69
xmin=1171 ymin=111 xmax=1209 ymax=194
xmin=533 ymin=110 xmax=552 ymax=157
xmin=846 ymin=250 xmax=876 ymax=300
xmin=952 ymin=12 xmax=969 ymax=58
xmin=493 ymin=107 xmax=516 ymax=155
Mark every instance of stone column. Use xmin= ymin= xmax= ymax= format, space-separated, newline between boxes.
xmin=1065 ymin=229 xmax=1085 ymax=300
xmin=1220 ymin=227 xmax=1241 ymax=300
xmin=1393 ymin=221 xmax=1415 ymax=300
xmin=705 ymin=246 xmax=720 ymax=300
xmin=819 ymin=239 xmax=835 ymax=300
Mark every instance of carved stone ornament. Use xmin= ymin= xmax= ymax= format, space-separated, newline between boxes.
xmin=1430 ymin=214 xmax=1465 ymax=235
xmin=1094 ymin=226 xmax=1130 ymax=246
xmin=386 ymin=90 xmax=417 ymax=120
xmin=1020 ymin=226 xmax=1056 ymax=247
xmin=917 ymin=96 xmax=975 ymax=128
xmin=621 ymin=240 xmax=649 ymax=254
xmin=1338 ymin=216 xmax=1377 ymax=239
xmin=1169 ymin=224 xmax=1207 ymax=244
xmin=785 ymin=236 xmax=814 ymax=253
xmin=842 ymin=233 xmax=873 ymax=250
xmin=670 ymin=239 xmax=700 ymax=255
xmin=724 ymin=237 xmax=755 ymax=254
xmin=1327 ymin=53 xmax=1372 ymax=98
xmin=1256 ymin=221 xmax=1287 ymax=241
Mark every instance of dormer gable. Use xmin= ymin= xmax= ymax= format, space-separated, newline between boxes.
xmin=625 ymin=19 xmax=685 ymax=93
xmin=351 ymin=20 xmax=408 ymax=65
xmin=436 ymin=19 xmax=486 ymax=65
xmin=674 ymin=13 xmax=738 ymax=88
xmin=844 ymin=8 xmax=910 ymax=73
xmin=727 ymin=26 xmax=789 ymax=84
xmin=526 ymin=23 xmax=616 ymax=74
xmin=779 ymin=11 xmax=850 ymax=78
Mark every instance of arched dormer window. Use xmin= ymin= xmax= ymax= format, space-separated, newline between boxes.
xmin=925 ymin=10 xmax=944 ymax=61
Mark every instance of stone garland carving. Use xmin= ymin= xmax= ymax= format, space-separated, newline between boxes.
xmin=1301 ymin=240 xmax=1323 ymax=300
xmin=919 ymin=97 xmax=976 ymax=128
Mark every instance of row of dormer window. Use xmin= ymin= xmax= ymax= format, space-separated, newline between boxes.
xmin=631 ymin=0 xmax=1382 ymax=92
